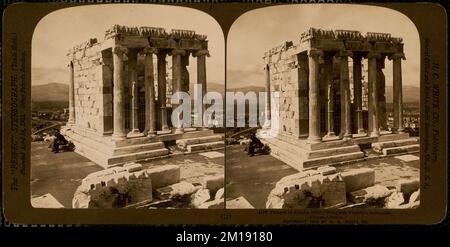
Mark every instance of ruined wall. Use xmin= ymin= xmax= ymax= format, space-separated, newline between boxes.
xmin=267 ymin=42 xmax=307 ymax=139
xmin=71 ymin=40 xmax=113 ymax=135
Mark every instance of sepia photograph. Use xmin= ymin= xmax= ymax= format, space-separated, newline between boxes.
xmin=2 ymin=2 xmax=446 ymax=226
xmin=225 ymin=4 xmax=421 ymax=209
xmin=30 ymin=4 xmax=226 ymax=209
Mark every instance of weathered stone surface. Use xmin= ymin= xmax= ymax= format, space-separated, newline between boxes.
xmin=409 ymin=189 xmax=420 ymax=204
xmin=73 ymin=168 xmax=153 ymax=209
xmin=145 ymin=165 xmax=180 ymax=189
xmin=123 ymin=162 xmax=143 ymax=172
xmin=341 ymin=168 xmax=375 ymax=192
xmin=384 ymin=191 xmax=405 ymax=209
xmin=154 ymin=181 xmax=197 ymax=200
xmin=202 ymin=175 xmax=224 ymax=195
xmin=317 ymin=166 xmax=337 ymax=175
xmin=349 ymin=185 xmax=392 ymax=203
xmin=198 ymin=199 xmax=225 ymax=209
xmin=267 ymin=173 xmax=346 ymax=209
xmin=190 ymin=188 xmax=211 ymax=208
xmin=214 ymin=187 xmax=224 ymax=201
xmin=227 ymin=197 xmax=254 ymax=209
xmin=396 ymin=179 xmax=419 ymax=200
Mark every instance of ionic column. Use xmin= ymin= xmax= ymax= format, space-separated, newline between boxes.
xmin=157 ymin=51 xmax=169 ymax=131
xmin=377 ymin=55 xmax=387 ymax=131
xmin=307 ymin=49 xmax=323 ymax=143
xmin=68 ymin=60 xmax=75 ymax=124
xmin=194 ymin=49 xmax=210 ymax=128
xmin=337 ymin=50 xmax=353 ymax=140
xmin=112 ymin=45 xmax=128 ymax=140
xmin=264 ymin=64 xmax=272 ymax=128
xmin=127 ymin=49 xmax=144 ymax=138
xmin=324 ymin=54 xmax=335 ymax=138
xmin=142 ymin=47 xmax=158 ymax=137
xmin=353 ymin=54 xmax=365 ymax=134
xmin=368 ymin=52 xmax=380 ymax=137
xmin=390 ymin=52 xmax=405 ymax=133
xmin=172 ymin=49 xmax=186 ymax=134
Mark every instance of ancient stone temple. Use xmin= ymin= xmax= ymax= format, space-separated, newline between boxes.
xmin=62 ymin=25 xmax=223 ymax=168
xmin=260 ymin=28 xmax=419 ymax=170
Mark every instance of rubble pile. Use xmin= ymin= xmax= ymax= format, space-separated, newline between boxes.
xmin=266 ymin=166 xmax=420 ymax=209
xmin=72 ymin=162 xmax=224 ymax=209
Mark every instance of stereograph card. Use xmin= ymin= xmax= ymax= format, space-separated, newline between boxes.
xmin=1 ymin=1 xmax=447 ymax=225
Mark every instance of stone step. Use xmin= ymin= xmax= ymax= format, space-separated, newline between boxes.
xmin=186 ymin=141 xmax=224 ymax=153
xmin=111 ymin=142 xmax=166 ymax=155
xmin=261 ymin=137 xmax=309 ymax=159
xmin=113 ymin=136 xmax=154 ymax=147
xmin=306 ymin=145 xmax=362 ymax=159
xmin=303 ymin=151 xmax=365 ymax=169
xmin=176 ymin=135 xmax=223 ymax=149
xmin=382 ymin=144 xmax=420 ymax=156
xmin=372 ymin=138 xmax=419 ymax=153
xmin=107 ymin=148 xmax=170 ymax=166
xmin=377 ymin=133 xmax=410 ymax=142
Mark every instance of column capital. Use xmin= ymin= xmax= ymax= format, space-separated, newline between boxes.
xmin=307 ymin=49 xmax=324 ymax=60
xmin=171 ymin=48 xmax=186 ymax=56
xmin=141 ymin=47 xmax=158 ymax=55
xmin=113 ymin=45 xmax=128 ymax=56
xmin=388 ymin=52 xmax=406 ymax=60
xmin=193 ymin=49 xmax=210 ymax=58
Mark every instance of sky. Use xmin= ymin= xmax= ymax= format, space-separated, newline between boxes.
xmin=227 ymin=4 xmax=420 ymax=89
xmin=32 ymin=4 xmax=225 ymax=86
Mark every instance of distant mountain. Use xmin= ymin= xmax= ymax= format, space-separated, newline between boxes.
xmin=32 ymin=83 xmax=69 ymax=102
xmin=385 ymin=85 xmax=420 ymax=103
xmin=227 ymin=85 xmax=265 ymax=93
xmin=189 ymin=82 xmax=225 ymax=94
xmin=229 ymin=84 xmax=420 ymax=103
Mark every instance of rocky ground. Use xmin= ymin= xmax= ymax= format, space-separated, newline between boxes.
xmin=31 ymin=141 xmax=224 ymax=208
xmin=225 ymin=144 xmax=420 ymax=209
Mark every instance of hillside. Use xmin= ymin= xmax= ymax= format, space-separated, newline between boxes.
xmin=32 ymin=83 xmax=69 ymax=102
xmin=228 ymin=84 xmax=420 ymax=103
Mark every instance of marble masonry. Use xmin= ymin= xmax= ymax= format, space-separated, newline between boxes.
xmin=259 ymin=28 xmax=419 ymax=170
xmin=62 ymin=25 xmax=223 ymax=168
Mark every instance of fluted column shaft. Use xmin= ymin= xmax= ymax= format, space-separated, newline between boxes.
xmin=172 ymin=49 xmax=186 ymax=134
xmin=157 ymin=52 xmax=169 ymax=131
xmin=194 ymin=49 xmax=209 ymax=128
xmin=307 ymin=49 xmax=323 ymax=143
xmin=324 ymin=55 xmax=335 ymax=137
xmin=143 ymin=47 xmax=158 ymax=137
xmin=127 ymin=49 xmax=143 ymax=137
xmin=337 ymin=50 xmax=353 ymax=140
xmin=391 ymin=53 xmax=405 ymax=133
xmin=368 ymin=52 xmax=380 ymax=137
xmin=353 ymin=54 xmax=365 ymax=134
xmin=112 ymin=46 xmax=127 ymax=140
xmin=68 ymin=60 xmax=75 ymax=124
